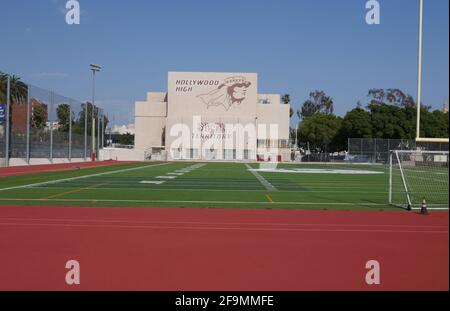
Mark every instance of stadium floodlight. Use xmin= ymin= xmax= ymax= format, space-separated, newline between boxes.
xmin=90 ymin=64 xmax=102 ymax=72
xmin=389 ymin=150 xmax=449 ymax=210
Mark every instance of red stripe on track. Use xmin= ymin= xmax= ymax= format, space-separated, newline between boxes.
xmin=0 ymin=160 xmax=138 ymax=177
xmin=0 ymin=206 xmax=448 ymax=290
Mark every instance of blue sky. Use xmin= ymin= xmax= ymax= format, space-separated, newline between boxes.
xmin=0 ymin=0 xmax=448 ymax=127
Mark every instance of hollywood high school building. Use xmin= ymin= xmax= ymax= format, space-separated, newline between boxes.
xmin=103 ymin=72 xmax=290 ymax=162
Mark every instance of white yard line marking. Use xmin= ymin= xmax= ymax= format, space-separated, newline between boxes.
xmin=0 ymin=162 xmax=170 ymax=192
xmin=245 ymin=164 xmax=277 ymax=191
xmin=250 ymin=168 xmax=384 ymax=175
xmin=140 ymin=181 xmax=166 ymax=185
xmin=156 ymin=176 xmax=177 ymax=179
xmin=139 ymin=164 xmax=206 ymax=185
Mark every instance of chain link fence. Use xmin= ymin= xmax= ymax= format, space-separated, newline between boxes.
xmin=1 ymin=72 xmax=105 ymax=167
xmin=348 ymin=138 xmax=449 ymax=163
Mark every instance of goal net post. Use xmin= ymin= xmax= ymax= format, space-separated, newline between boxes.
xmin=389 ymin=150 xmax=449 ymax=210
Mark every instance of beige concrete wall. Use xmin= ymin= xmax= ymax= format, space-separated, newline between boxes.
xmin=166 ymin=72 xmax=259 ymax=154
xmin=135 ymin=116 xmax=166 ymax=150
xmin=99 ymin=148 xmax=145 ymax=161
xmin=134 ymin=97 xmax=167 ymax=150
xmin=147 ymin=92 xmax=167 ymax=102
xmin=168 ymin=72 xmax=258 ymax=118
xmin=256 ymin=101 xmax=290 ymax=140
xmin=134 ymin=72 xmax=291 ymax=161
xmin=135 ymin=101 xmax=167 ymax=117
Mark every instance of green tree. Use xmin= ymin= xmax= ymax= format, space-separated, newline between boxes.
xmin=340 ymin=107 xmax=373 ymax=139
xmin=281 ymin=94 xmax=294 ymax=118
xmin=420 ymin=109 xmax=449 ymax=138
xmin=72 ymin=102 xmax=109 ymax=148
xmin=0 ymin=72 xmax=28 ymax=135
xmin=386 ymin=88 xmax=415 ymax=108
xmin=369 ymin=103 xmax=409 ymax=139
xmin=281 ymin=94 xmax=290 ymax=105
xmin=0 ymin=72 xmax=28 ymax=104
xmin=430 ymin=110 xmax=449 ymax=138
xmin=298 ymin=90 xmax=334 ymax=119
xmin=0 ymin=72 xmax=7 ymax=103
xmin=298 ymin=113 xmax=343 ymax=151
xmin=56 ymin=103 xmax=72 ymax=132
xmin=31 ymin=104 xmax=47 ymax=130
xmin=119 ymin=132 xmax=134 ymax=145
xmin=73 ymin=102 xmax=92 ymax=135
xmin=367 ymin=88 xmax=386 ymax=105
xmin=289 ymin=127 xmax=297 ymax=145
xmin=0 ymin=73 xmax=29 ymax=155
xmin=72 ymin=102 xmax=108 ymax=134
xmin=102 ymin=114 xmax=109 ymax=145
xmin=368 ymin=88 xmax=418 ymax=108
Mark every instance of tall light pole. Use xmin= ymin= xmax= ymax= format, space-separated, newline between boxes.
xmin=416 ymin=0 xmax=423 ymax=140
xmin=90 ymin=64 xmax=101 ymax=161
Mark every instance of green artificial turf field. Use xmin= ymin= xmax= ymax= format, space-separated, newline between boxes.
xmin=0 ymin=161 xmax=447 ymax=210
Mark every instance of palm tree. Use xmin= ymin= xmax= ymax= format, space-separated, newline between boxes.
xmin=322 ymin=96 xmax=334 ymax=115
xmin=0 ymin=72 xmax=29 ymax=157
xmin=281 ymin=94 xmax=294 ymax=118
xmin=281 ymin=94 xmax=290 ymax=105
xmin=0 ymin=72 xmax=8 ymax=102
xmin=0 ymin=72 xmax=28 ymax=104
xmin=9 ymin=75 xmax=28 ymax=104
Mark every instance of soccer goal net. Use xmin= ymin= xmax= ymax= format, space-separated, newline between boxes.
xmin=389 ymin=150 xmax=449 ymax=210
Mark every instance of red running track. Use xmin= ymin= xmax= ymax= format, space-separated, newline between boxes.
xmin=0 ymin=206 xmax=448 ymax=290
xmin=0 ymin=160 xmax=137 ymax=177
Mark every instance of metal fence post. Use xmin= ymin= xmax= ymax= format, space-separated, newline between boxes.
xmin=50 ymin=91 xmax=54 ymax=163
xmin=97 ymin=108 xmax=100 ymax=155
xmin=26 ymin=85 xmax=31 ymax=164
xmin=360 ymin=138 xmax=363 ymax=157
xmin=92 ymin=105 xmax=95 ymax=161
xmin=374 ymin=138 xmax=377 ymax=163
xmin=5 ymin=76 xmax=10 ymax=167
xmin=101 ymin=111 xmax=104 ymax=149
xmin=69 ymin=101 xmax=72 ymax=162
xmin=84 ymin=102 xmax=87 ymax=161
xmin=388 ymin=152 xmax=393 ymax=204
